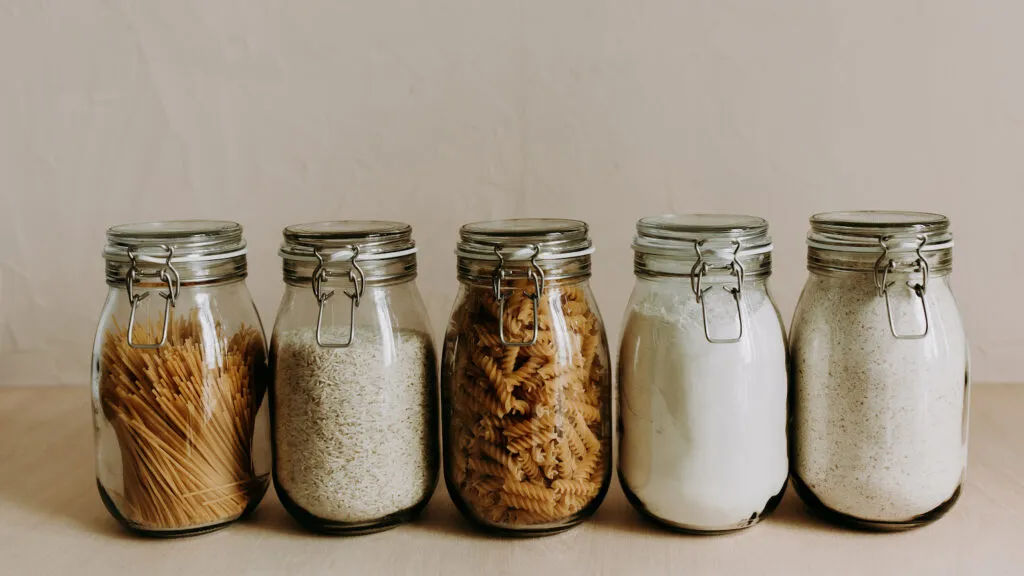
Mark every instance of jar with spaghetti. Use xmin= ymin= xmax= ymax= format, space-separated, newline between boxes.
xmin=270 ymin=221 xmax=438 ymax=534
xmin=790 ymin=211 xmax=969 ymax=530
xmin=441 ymin=219 xmax=612 ymax=535
xmin=92 ymin=221 xmax=271 ymax=537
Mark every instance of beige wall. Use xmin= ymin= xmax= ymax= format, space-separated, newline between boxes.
xmin=0 ymin=1 xmax=1020 ymax=385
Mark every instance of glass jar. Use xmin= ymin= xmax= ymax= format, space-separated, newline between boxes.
xmin=441 ymin=219 xmax=612 ymax=536
xmin=618 ymin=215 xmax=788 ymax=533
xmin=790 ymin=211 xmax=969 ymax=530
xmin=270 ymin=221 xmax=438 ymax=534
xmin=92 ymin=221 xmax=271 ymax=537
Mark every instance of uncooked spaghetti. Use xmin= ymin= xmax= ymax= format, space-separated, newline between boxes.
xmin=98 ymin=308 xmax=266 ymax=531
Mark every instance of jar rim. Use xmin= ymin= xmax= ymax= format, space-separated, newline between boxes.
xmin=811 ymin=210 xmax=948 ymax=230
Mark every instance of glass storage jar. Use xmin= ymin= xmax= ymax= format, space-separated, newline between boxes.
xmin=441 ymin=219 xmax=612 ymax=536
xmin=92 ymin=221 xmax=271 ymax=537
xmin=618 ymin=215 xmax=788 ymax=533
xmin=790 ymin=211 xmax=969 ymax=530
xmin=270 ymin=221 xmax=438 ymax=534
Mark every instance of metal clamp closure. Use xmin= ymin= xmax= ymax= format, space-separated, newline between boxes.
xmin=690 ymin=240 xmax=745 ymax=344
xmin=125 ymin=245 xmax=180 ymax=349
xmin=874 ymin=235 xmax=930 ymax=339
xmin=491 ymin=244 xmax=545 ymax=347
xmin=312 ymin=246 xmax=365 ymax=348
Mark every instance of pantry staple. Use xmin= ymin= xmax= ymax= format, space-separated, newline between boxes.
xmin=446 ymin=282 xmax=610 ymax=527
xmin=791 ymin=274 xmax=968 ymax=522
xmin=97 ymin=311 xmax=267 ymax=531
xmin=619 ymin=285 xmax=788 ymax=530
xmin=272 ymin=328 xmax=436 ymax=523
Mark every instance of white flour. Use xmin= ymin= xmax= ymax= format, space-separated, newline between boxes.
xmin=619 ymin=283 xmax=788 ymax=530
xmin=272 ymin=328 xmax=435 ymax=523
xmin=791 ymin=274 xmax=968 ymax=521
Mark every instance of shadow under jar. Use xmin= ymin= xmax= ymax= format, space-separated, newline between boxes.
xmin=270 ymin=221 xmax=438 ymax=535
xmin=618 ymin=215 xmax=789 ymax=533
xmin=92 ymin=221 xmax=271 ymax=537
xmin=790 ymin=211 xmax=970 ymax=531
xmin=442 ymin=219 xmax=612 ymax=536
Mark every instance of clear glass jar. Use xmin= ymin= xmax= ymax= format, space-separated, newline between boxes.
xmin=92 ymin=221 xmax=271 ymax=537
xmin=790 ymin=211 xmax=970 ymax=530
xmin=270 ymin=221 xmax=438 ymax=535
xmin=618 ymin=215 xmax=788 ymax=533
xmin=441 ymin=219 xmax=612 ymax=536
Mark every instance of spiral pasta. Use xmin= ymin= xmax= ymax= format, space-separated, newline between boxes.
xmin=448 ymin=281 xmax=609 ymax=527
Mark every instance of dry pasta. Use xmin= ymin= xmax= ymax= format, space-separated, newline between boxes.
xmin=98 ymin=309 xmax=266 ymax=531
xmin=448 ymin=280 xmax=609 ymax=527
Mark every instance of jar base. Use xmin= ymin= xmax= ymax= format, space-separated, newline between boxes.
xmin=618 ymin=470 xmax=786 ymax=534
xmin=444 ymin=473 xmax=610 ymax=537
xmin=790 ymin=472 xmax=962 ymax=531
xmin=97 ymin=479 xmax=267 ymax=538
xmin=274 ymin=480 xmax=434 ymax=535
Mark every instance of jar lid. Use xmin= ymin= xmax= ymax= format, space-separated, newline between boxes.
xmin=279 ymin=220 xmax=417 ymax=262
xmin=104 ymin=220 xmax=246 ymax=263
xmin=631 ymin=214 xmax=773 ymax=280
xmin=456 ymin=218 xmax=593 ymax=261
xmin=103 ymin=220 xmax=249 ymax=287
xmin=808 ymin=211 xmax=953 ymax=253
xmin=633 ymin=214 xmax=772 ymax=255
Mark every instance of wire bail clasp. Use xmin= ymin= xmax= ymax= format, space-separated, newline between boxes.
xmin=492 ymin=244 xmax=545 ymax=347
xmin=125 ymin=245 xmax=180 ymax=349
xmin=691 ymin=240 xmax=745 ymax=344
xmin=874 ymin=235 xmax=930 ymax=340
xmin=312 ymin=246 xmax=365 ymax=348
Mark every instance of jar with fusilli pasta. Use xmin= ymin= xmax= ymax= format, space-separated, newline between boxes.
xmin=441 ymin=219 xmax=612 ymax=535
xmin=92 ymin=221 xmax=271 ymax=537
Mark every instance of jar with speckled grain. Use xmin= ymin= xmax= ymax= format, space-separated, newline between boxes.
xmin=790 ymin=211 xmax=970 ymax=531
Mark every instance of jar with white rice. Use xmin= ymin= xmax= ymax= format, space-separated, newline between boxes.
xmin=270 ymin=221 xmax=438 ymax=535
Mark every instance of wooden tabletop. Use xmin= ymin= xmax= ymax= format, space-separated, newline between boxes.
xmin=1 ymin=385 xmax=1021 ymax=576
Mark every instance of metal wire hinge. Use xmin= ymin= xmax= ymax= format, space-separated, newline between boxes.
xmin=491 ymin=244 xmax=545 ymax=347
xmin=691 ymin=240 xmax=745 ymax=344
xmin=312 ymin=246 xmax=365 ymax=348
xmin=125 ymin=245 xmax=180 ymax=349
xmin=874 ymin=235 xmax=930 ymax=340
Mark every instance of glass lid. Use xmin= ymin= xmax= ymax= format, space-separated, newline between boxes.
xmin=633 ymin=214 xmax=772 ymax=256
xmin=280 ymin=220 xmax=415 ymax=260
xmin=808 ymin=211 xmax=952 ymax=253
xmin=457 ymin=218 xmax=592 ymax=260
xmin=104 ymin=220 xmax=245 ymax=262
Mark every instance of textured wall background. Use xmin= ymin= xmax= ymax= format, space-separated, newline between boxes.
xmin=0 ymin=1 xmax=1020 ymax=385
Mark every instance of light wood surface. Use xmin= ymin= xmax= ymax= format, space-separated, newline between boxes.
xmin=1 ymin=385 xmax=1021 ymax=576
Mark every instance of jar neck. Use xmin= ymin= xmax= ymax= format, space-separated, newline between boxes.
xmin=283 ymin=254 xmax=417 ymax=288
xmin=807 ymin=246 xmax=952 ymax=276
xmin=457 ymin=255 xmax=591 ymax=286
xmin=634 ymin=251 xmax=771 ymax=280
xmin=104 ymin=256 xmax=247 ymax=287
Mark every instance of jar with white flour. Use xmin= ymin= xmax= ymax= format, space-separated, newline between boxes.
xmin=790 ymin=211 xmax=969 ymax=530
xmin=618 ymin=214 xmax=788 ymax=533
xmin=271 ymin=221 xmax=438 ymax=535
